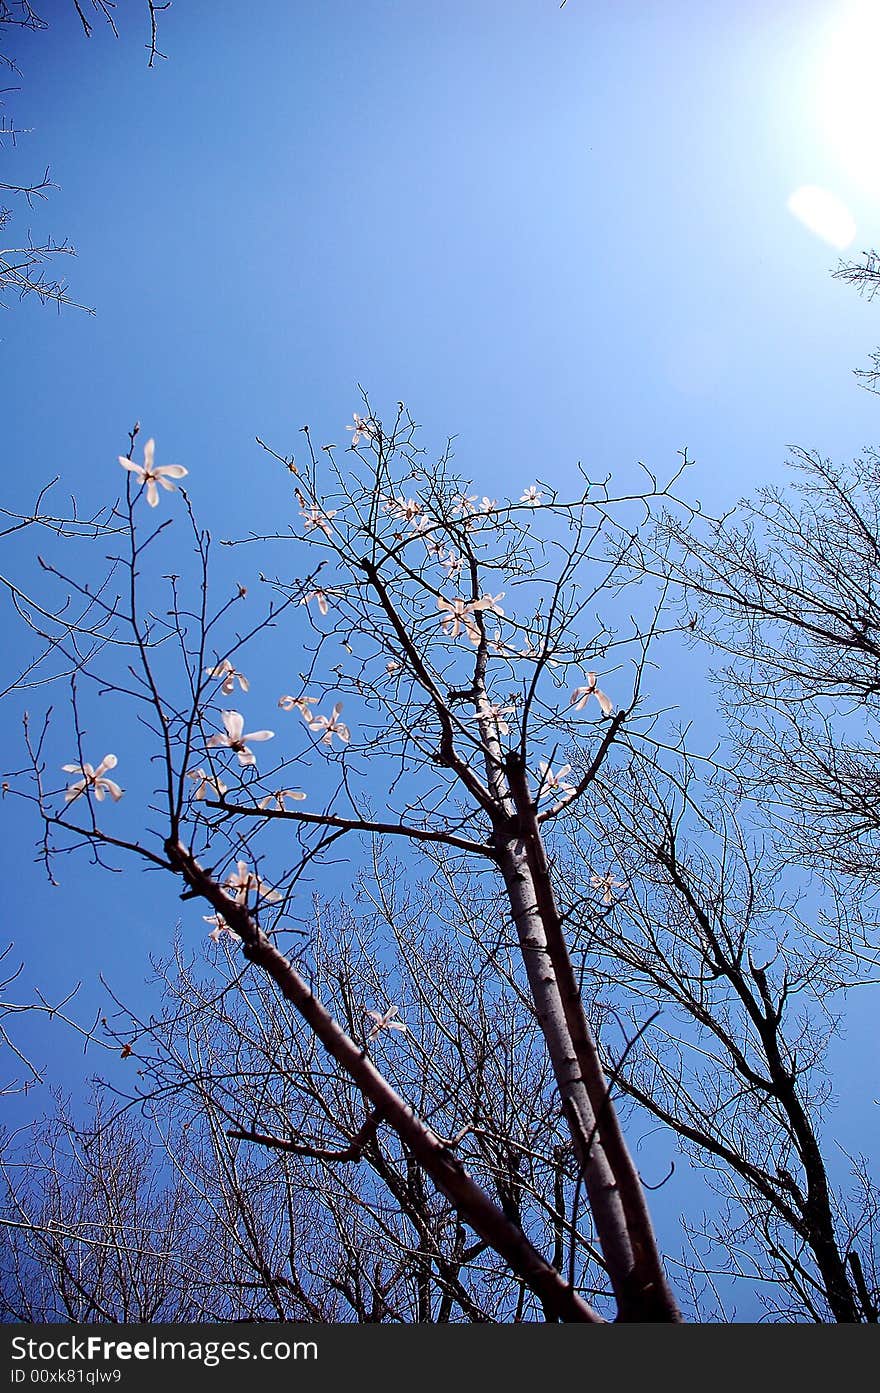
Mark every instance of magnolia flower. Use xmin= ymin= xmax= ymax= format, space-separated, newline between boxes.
xmin=385 ymin=495 xmax=422 ymax=524
xmin=520 ymin=485 xmax=543 ymax=506
xmin=118 ymin=439 xmax=187 ymax=507
xmin=186 ymin=767 xmax=228 ymax=800
xmin=308 ymin=702 xmax=350 ymax=746
xmin=365 ymin=1004 xmax=407 ymax=1044
xmin=409 ymin=513 xmax=435 ymax=535
xmin=204 ymin=913 xmax=241 ymax=943
xmin=536 ymin=761 xmax=575 ymax=798
xmin=63 ymin=753 xmax=123 ymax=804
xmin=479 ymin=592 xmax=505 ymax=618
xmin=440 ymin=551 xmax=464 ymax=580
xmin=278 ymin=693 xmax=319 ymax=719
xmin=437 ymin=596 xmax=477 ymax=641
xmin=480 ymin=496 xmax=498 ymax=512
xmin=386 ymin=660 xmax=402 ymax=674
xmin=570 ymin=673 xmax=614 ymax=717
xmin=424 ymin=538 xmax=446 ymax=561
xmin=225 ymin=859 xmax=282 ymax=905
xmin=207 ymin=710 xmax=274 ymax=767
xmin=204 ymin=659 xmax=249 ymax=696
xmin=471 ymin=700 xmax=515 ymax=736
xmin=438 ymin=593 xmax=505 ymax=646
xmin=591 ymin=873 xmax=628 ymax=906
xmin=301 ymin=589 xmax=329 ymax=616
xmin=300 ymin=505 xmax=337 ymax=536
xmin=258 ymin=788 xmax=307 ymax=810
xmin=347 ymin=412 xmax=377 ymax=446
xmin=453 ymin=493 xmax=478 ymax=516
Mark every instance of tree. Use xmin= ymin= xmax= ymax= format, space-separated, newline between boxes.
xmin=0 ymin=870 xmax=635 ymax=1323
xmin=7 ymin=407 xmax=696 ymax=1322
xmin=0 ymin=0 xmax=169 ymax=310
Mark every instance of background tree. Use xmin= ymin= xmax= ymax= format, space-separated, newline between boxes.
xmin=0 ymin=0 xmax=169 ymax=310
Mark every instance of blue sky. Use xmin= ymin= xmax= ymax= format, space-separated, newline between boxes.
xmin=2 ymin=0 xmax=879 ymax=1319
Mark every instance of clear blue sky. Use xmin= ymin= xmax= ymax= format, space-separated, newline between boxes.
xmin=2 ymin=0 xmax=879 ymax=1320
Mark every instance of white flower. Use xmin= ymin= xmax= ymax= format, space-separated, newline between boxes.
xmin=570 ymin=673 xmax=614 ymax=717
xmin=440 ymin=551 xmax=464 ymax=580
xmin=452 ymin=494 xmax=478 ymax=516
xmin=347 ymin=413 xmax=377 ymax=446
xmin=471 ymin=700 xmax=515 ymax=736
xmin=480 ymin=496 xmax=498 ymax=512
xmin=300 ymin=505 xmax=337 ymax=536
xmin=437 ymin=596 xmax=477 ymax=641
xmin=308 ymin=702 xmax=350 ymax=746
xmin=438 ymin=593 xmax=505 ymax=646
xmin=186 ymin=767 xmax=228 ymax=800
xmin=301 ymin=589 xmax=329 ymax=616
xmin=386 ymin=660 xmax=401 ymax=674
xmin=62 ymin=753 xmax=123 ymax=804
xmin=204 ymin=659 xmax=249 ymax=696
xmin=536 ymin=761 xmax=575 ymax=798
xmin=410 ymin=513 xmax=435 ymax=535
xmin=118 ymin=439 xmax=187 ymax=508
xmin=258 ymin=789 xmax=307 ymax=810
xmin=278 ymin=693 xmax=319 ymax=719
xmin=225 ymin=859 xmax=282 ymax=905
xmin=207 ymin=710 xmax=274 ymax=767
xmin=204 ymin=913 xmax=241 ymax=943
xmin=385 ymin=495 xmax=422 ymax=524
xmin=478 ymin=592 xmax=505 ymax=618
xmin=520 ymin=486 xmax=542 ymax=506
xmin=591 ymin=873 xmax=628 ymax=906
xmin=365 ymin=1004 xmax=407 ymax=1044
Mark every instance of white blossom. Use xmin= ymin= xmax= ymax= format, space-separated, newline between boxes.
xmin=118 ymin=439 xmax=187 ymax=508
xmin=440 ymin=551 xmax=464 ymax=580
xmin=63 ymin=754 xmax=123 ymax=804
xmin=471 ymin=700 xmax=515 ymax=736
xmin=207 ymin=710 xmax=274 ymax=767
xmin=301 ymin=589 xmax=330 ymax=616
xmin=570 ymin=673 xmax=614 ymax=717
xmin=452 ymin=493 xmax=478 ymax=516
xmin=278 ymin=693 xmax=319 ymax=719
xmin=308 ymin=702 xmax=350 ymax=746
xmin=536 ymin=761 xmax=575 ymax=798
xmin=365 ymin=1004 xmax=407 ymax=1043
xmin=258 ymin=789 xmax=307 ymax=810
xmin=300 ymin=505 xmax=337 ymax=536
xmin=346 ymin=413 xmax=377 ymax=446
xmin=520 ymin=485 xmax=543 ymax=506
xmin=225 ymin=859 xmax=282 ymax=905
xmin=186 ymin=767 xmax=228 ymax=800
xmin=383 ymin=495 xmax=420 ymax=523
xmin=204 ymin=659 xmax=249 ymax=696
xmin=591 ymin=873 xmax=628 ymax=906
xmin=204 ymin=913 xmax=241 ymax=943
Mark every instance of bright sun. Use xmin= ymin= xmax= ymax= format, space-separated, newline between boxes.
xmin=787 ymin=2 xmax=880 ymax=248
xmin=816 ymin=0 xmax=880 ymax=199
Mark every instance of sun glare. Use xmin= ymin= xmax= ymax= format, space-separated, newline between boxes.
xmin=787 ymin=184 xmax=856 ymax=248
xmin=816 ymin=0 xmax=880 ymax=198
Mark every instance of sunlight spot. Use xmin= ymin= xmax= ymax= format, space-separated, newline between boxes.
xmin=786 ymin=185 xmax=856 ymax=249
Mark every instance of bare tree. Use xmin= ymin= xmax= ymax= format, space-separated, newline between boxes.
xmin=1 ymin=862 xmax=630 ymax=1323
xmin=0 ymin=0 xmax=169 ymax=310
xmin=557 ymin=745 xmax=879 ymax=1322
